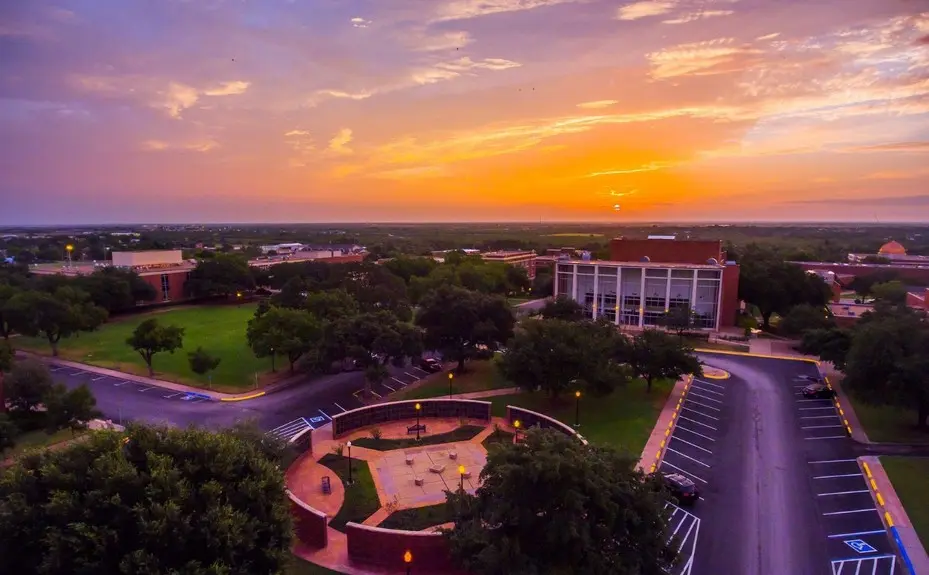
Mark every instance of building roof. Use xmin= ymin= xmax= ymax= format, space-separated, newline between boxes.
xmin=560 ymin=259 xmax=723 ymax=270
xmin=878 ymin=240 xmax=906 ymax=255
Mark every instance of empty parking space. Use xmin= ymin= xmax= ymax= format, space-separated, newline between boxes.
xmin=665 ymin=502 xmax=699 ymax=575
xmin=49 ymin=367 xmax=213 ymax=403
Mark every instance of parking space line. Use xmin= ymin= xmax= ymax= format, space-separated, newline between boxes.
xmin=91 ymin=375 xmax=107 ymax=381
xmin=138 ymin=386 xmax=153 ymax=392
xmin=163 ymin=392 xmax=181 ymax=399
xmin=412 ymin=367 xmax=428 ymax=374
xmin=689 ymin=385 xmax=724 ymax=397
xmin=827 ymin=530 xmax=887 ymax=539
xmin=70 ymin=370 xmax=86 ymax=376
xmin=823 ymin=508 xmax=878 ymax=516
xmin=802 ymin=424 xmax=845 ymax=429
xmin=678 ymin=416 xmax=717 ymax=431
xmin=674 ymin=425 xmax=716 ymax=442
xmin=661 ymin=461 xmax=707 ymax=484
xmin=671 ymin=436 xmax=713 ymax=454
xmin=683 ymin=398 xmax=720 ymax=411
xmin=391 ymin=377 xmax=407 ymax=386
xmin=666 ymin=447 xmax=710 ymax=468
xmin=49 ymin=366 xmax=63 ymax=372
xmin=693 ymin=379 xmax=725 ymax=390
xmin=802 ymin=415 xmax=840 ymax=419
xmin=796 ymin=398 xmax=834 ymax=403
xmin=800 ymin=406 xmax=838 ymax=411
xmin=687 ymin=392 xmax=723 ymax=404
xmin=113 ymin=380 xmax=130 ymax=386
xmin=403 ymin=372 xmax=420 ymax=379
xmin=804 ymin=435 xmax=846 ymax=440
xmin=814 ymin=473 xmax=862 ymax=479
xmin=382 ymin=382 xmax=396 ymax=392
xmin=333 ymin=402 xmax=347 ymax=412
xmin=811 ymin=459 xmax=858 ymax=464
xmin=681 ymin=407 xmax=718 ymax=421
xmin=370 ymin=389 xmax=382 ymax=399
xmin=817 ymin=490 xmax=870 ymax=497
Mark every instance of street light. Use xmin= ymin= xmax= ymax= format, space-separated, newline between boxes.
xmin=270 ymin=346 xmax=275 ymax=372
xmin=458 ymin=465 xmax=466 ymax=491
xmin=65 ymin=244 xmax=74 ymax=269
xmin=448 ymin=372 xmax=454 ymax=398
xmin=415 ymin=403 xmax=422 ymax=440
xmin=513 ymin=419 xmax=521 ymax=443
xmin=574 ymin=390 xmax=582 ymax=428
xmin=346 ymin=441 xmax=353 ymax=485
xmin=403 ymin=550 xmax=413 ymax=575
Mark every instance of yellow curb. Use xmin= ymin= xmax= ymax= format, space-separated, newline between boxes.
xmin=693 ymin=348 xmax=820 ymax=363
xmin=702 ymin=368 xmax=731 ymax=380
xmin=220 ymin=391 xmax=266 ymax=402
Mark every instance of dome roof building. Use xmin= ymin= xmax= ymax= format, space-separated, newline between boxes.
xmin=878 ymin=241 xmax=907 ymax=256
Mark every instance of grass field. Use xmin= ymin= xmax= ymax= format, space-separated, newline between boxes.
xmin=318 ymin=453 xmax=380 ymax=531
xmin=2 ymin=428 xmax=78 ymax=461
xmin=391 ymin=359 xmax=513 ymax=400
xmin=351 ymin=425 xmax=484 ymax=451
xmin=380 ymin=502 xmax=451 ymax=531
xmin=881 ymin=457 xmax=929 ymax=549
xmin=547 ymin=233 xmax=605 ymax=238
xmin=14 ymin=304 xmax=273 ymax=392
xmin=846 ymin=395 xmax=929 ymax=444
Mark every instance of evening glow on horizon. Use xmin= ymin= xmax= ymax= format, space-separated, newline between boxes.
xmin=1 ymin=0 xmax=928 ymax=224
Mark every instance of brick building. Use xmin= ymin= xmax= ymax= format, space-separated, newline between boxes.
xmin=554 ymin=237 xmax=740 ymax=330
xmin=481 ymin=250 xmax=537 ymax=278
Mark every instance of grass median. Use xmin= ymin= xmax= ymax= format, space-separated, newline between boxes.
xmin=845 ymin=394 xmax=929 ymax=444
xmin=350 ymin=425 xmax=485 ymax=451
xmin=317 ymin=453 xmax=380 ymax=531
xmin=391 ymin=359 xmax=513 ymax=400
xmin=881 ymin=456 xmax=929 ymax=549
xmin=380 ymin=502 xmax=452 ymax=531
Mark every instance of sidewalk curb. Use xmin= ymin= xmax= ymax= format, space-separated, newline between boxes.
xmin=860 ymin=456 xmax=929 ymax=575
xmin=637 ymin=375 xmax=693 ymax=474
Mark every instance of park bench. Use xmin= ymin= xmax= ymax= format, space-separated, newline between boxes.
xmin=321 ymin=476 xmax=331 ymax=495
xmin=407 ymin=424 xmax=427 ymax=435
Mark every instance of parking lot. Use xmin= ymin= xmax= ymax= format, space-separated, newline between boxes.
xmin=49 ymin=365 xmax=212 ymax=403
xmin=665 ymin=502 xmax=700 ymax=575
xmin=268 ymin=364 xmax=433 ymax=441
xmin=793 ymin=375 xmax=847 ymax=442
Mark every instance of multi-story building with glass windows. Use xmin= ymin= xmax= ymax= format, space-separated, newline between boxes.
xmin=553 ymin=237 xmax=741 ymax=330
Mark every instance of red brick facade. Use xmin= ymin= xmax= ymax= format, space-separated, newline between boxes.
xmin=610 ymin=238 xmax=726 ymax=265
xmin=289 ymin=492 xmax=328 ymax=549
xmin=720 ymin=264 xmax=741 ymax=328
xmin=345 ymin=522 xmax=464 ymax=572
xmin=138 ymin=270 xmax=189 ymax=303
xmin=795 ymin=262 xmax=929 ymax=284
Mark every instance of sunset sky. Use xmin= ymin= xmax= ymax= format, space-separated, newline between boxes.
xmin=2 ymin=0 xmax=928 ymax=224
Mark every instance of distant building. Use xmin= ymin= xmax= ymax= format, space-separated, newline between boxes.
xmin=847 ymin=240 xmax=929 ymax=266
xmin=794 ymin=240 xmax=929 ymax=284
xmin=481 ymin=250 xmax=538 ymax=278
xmin=554 ymin=237 xmax=740 ymax=330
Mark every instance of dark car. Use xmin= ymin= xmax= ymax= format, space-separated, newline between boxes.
xmin=663 ymin=473 xmax=699 ymax=505
xmin=802 ymin=383 xmax=835 ymax=399
xmin=419 ymin=357 xmax=443 ymax=373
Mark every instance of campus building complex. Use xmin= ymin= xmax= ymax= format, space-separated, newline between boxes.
xmin=480 ymin=250 xmax=538 ymax=278
xmin=553 ymin=238 xmax=740 ymax=330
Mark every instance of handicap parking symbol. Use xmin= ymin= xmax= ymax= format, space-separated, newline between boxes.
xmin=308 ymin=416 xmax=326 ymax=424
xmin=844 ymin=539 xmax=877 ymax=554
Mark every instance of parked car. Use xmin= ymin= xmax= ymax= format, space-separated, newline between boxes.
xmin=662 ymin=473 xmax=699 ymax=505
xmin=801 ymin=383 xmax=836 ymax=399
xmin=418 ymin=357 xmax=443 ymax=373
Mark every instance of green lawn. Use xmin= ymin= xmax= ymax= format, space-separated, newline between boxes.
xmin=507 ymin=297 xmax=532 ymax=306
xmin=3 ymin=428 xmax=77 ymax=460
xmin=350 ymin=425 xmax=484 ymax=451
xmin=846 ymin=395 xmax=929 ymax=444
xmin=482 ymin=427 xmax=515 ymax=450
xmin=380 ymin=502 xmax=452 ymax=531
xmin=881 ymin=457 xmax=929 ymax=549
xmin=391 ymin=359 xmax=513 ymax=400
xmin=486 ymin=378 xmax=673 ymax=455
xmin=317 ymin=453 xmax=380 ymax=531
xmin=14 ymin=304 xmax=273 ymax=392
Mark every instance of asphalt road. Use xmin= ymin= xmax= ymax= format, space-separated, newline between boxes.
xmin=681 ymin=354 xmax=901 ymax=575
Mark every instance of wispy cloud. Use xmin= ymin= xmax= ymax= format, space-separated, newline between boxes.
xmin=406 ymin=30 xmax=474 ymax=52
xmin=616 ymin=1 xmax=677 ymax=21
xmin=351 ymin=17 xmax=371 ymax=28
xmin=843 ymin=142 xmax=929 ymax=153
xmin=202 ymin=81 xmax=250 ymax=97
xmin=328 ymin=128 xmax=354 ymax=155
xmin=647 ymin=38 xmax=759 ymax=79
xmin=72 ymin=76 xmax=251 ymax=119
xmin=663 ymin=10 xmax=734 ymax=24
xmin=787 ymin=194 xmax=929 ymax=206
xmin=432 ymin=0 xmax=577 ymax=23
xmin=577 ymin=100 xmax=618 ymax=109
xmin=586 ymin=162 xmax=674 ymax=177
xmin=141 ymin=139 xmax=218 ymax=152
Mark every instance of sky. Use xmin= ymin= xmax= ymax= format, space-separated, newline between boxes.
xmin=1 ymin=0 xmax=928 ymax=225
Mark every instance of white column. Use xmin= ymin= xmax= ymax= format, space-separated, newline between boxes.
xmin=690 ymin=269 xmax=699 ymax=310
xmin=592 ymin=265 xmax=599 ymax=320
xmin=664 ymin=268 xmax=672 ymax=313
xmin=714 ymin=275 xmax=723 ymax=331
xmin=571 ymin=264 xmax=578 ymax=301
xmin=553 ymin=265 xmax=559 ymax=297
xmin=615 ymin=267 xmax=622 ymax=326
xmin=638 ymin=268 xmax=646 ymax=327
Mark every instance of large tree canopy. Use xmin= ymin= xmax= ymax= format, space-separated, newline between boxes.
xmin=186 ymin=254 xmax=255 ymax=298
xmin=445 ymin=429 xmax=676 ymax=575
xmin=737 ymin=245 xmax=832 ymax=328
xmin=4 ymin=287 xmax=107 ymax=356
xmin=627 ymin=329 xmax=703 ymax=393
xmin=0 ymin=424 xmax=292 ymax=575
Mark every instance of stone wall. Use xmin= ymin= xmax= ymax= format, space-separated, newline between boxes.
xmin=331 ymin=399 xmax=492 ymax=438
xmin=288 ymin=490 xmax=328 ymax=549
xmin=345 ymin=522 xmax=462 ymax=572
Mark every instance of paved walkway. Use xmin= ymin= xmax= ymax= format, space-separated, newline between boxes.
xmin=636 ymin=375 xmax=691 ymax=474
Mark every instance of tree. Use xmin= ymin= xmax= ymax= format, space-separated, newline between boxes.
xmin=44 ymin=383 xmax=100 ymax=435
xmin=4 ymin=288 xmax=108 ymax=356
xmin=779 ymin=304 xmax=835 ymax=337
xmin=0 ymin=413 xmax=15 ymax=454
xmin=444 ymin=428 xmax=676 ymax=575
xmin=627 ymin=329 xmax=703 ymax=393
xmin=0 ymin=424 xmax=292 ymax=575
xmin=799 ymin=327 xmax=853 ymax=371
xmin=870 ymin=281 xmax=908 ymax=306
xmin=188 ymin=347 xmax=221 ymax=384
xmin=842 ymin=308 xmax=929 ymax=429
xmin=498 ymin=319 xmax=628 ymax=398
xmin=539 ymin=295 xmax=586 ymax=321
xmin=338 ymin=310 xmax=422 ymax=396
xmin=246 ymin=306 xmax=322 ymax=372
xmin=340 ymin=263 xmax=412 ymax=321
xmin=531 ymin=268 xmax=553 ymax=298
xmin=660 ymin=304 xmax=698 ymax=341
xmin=3 ymin=358 xmax=54 ymax=413
xmin=274 ymin=276 xmax=310 ymax=309
xmin=383 ymin=256 xmax=438 ymax=284
xmin=0 ymin=284 xmax=18 ymax=340
xmin=126 ymin=318 xmax=185 ymax=376
xmin=78 ymin=268 xmax=157 ymax=313
xmin=0 ymin=342 xmax=11 ymax=413
xmin=304 ymin=288 xmax=359 ymax=322
xmin=416 ymin=285 xmax=515 ymax=373
xmin=186 ymin=254 xmax=255 ymax=297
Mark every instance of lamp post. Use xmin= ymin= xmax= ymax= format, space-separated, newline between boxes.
xmin=448 ymin=372 xmax=454 ymax=398
xmin=574 ymin=390 xmax=581 ymax=428
xmin=346 ymin=441 xmax=353 ymax=485
xmin=513 ymin=419 xmax=521 ymax=443
xmin=415 ymin=403 xmax=422 ymax=440
xmin=403 ymin=550 xmax=413 ymax=575
xmin=270 ymin=346 xmax=275 ymax=372
xmin=459 ymin=465 xmax=466 ymax=491
xmin=65 ymin=244 xmax=74 ymax=270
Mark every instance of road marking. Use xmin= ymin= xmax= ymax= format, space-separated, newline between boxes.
xmin=370 ymin=389 xmax=382 ymax=399
xmin=689 ymin=385 xmax=723 ymax=397
xmin=318 ymin=410 xmax=332 ymax=421
xmin=805 ymin=435 xmax=846 ymax=440
xmin=823 ymin=508 xmax=878 ymax=516
xmin=800 ymin=406 xmax=837 ymax=411
xmin=827 ymin=530 xmax=887 ymax=539
xmin=693 ymin=378 xmax=725 ymax=390
xmin=269 ymin=418 xmax=312 ymax=439
xmin=674 ymin=425 xmax=717 ymax=442
xmin=113 ymin=380 xmax=130 ymax=387
xmin=802 ymin=415 xmax=840 ymax=419
xmin=403 ymin=372 xmax=420 ymax=380
xmin=802 ymin=425 xmax=845 ymax=429
xmin=49 ymin=366 xmax=63 ymax=372
xmin=831 ymin=555 xmax=896 ymax=575
xmin=333 ymin=402 xmax=347 ymax=412
xmin=163 ymin=392 xmax=182 ymax=399
xmin=70 ymin=370 xmax=87 ymax=376
xmin=138 ymin=386 xmax=153 ymax=392
xmin=677 ymin=517 xmax=698 ymax=554
xmin=666 ymin=447 xmax=710 ymax=468
xmin=815 ymin=473 xmax=864 ymax=479
xmin=811 ymin=459 xmax=858 ymax=464
xmin=678 ymin=416 xmax=717 ymax=431
xmin=683 ymin=398 xmax=720 ymax=411
xmin=660 ymin=461 xmax=707 ymax=484
xmin=391 ymin=377 xmax=407 ymax=386
xmin=796 ymin=398 xmax=833 ymax=403
xmin=818 ymin=490 xmax=871 ymax=497
xmin=681 ymin=407 xmax=719 ymax=421
xmin=412 ymin=366 xmax=428 ymax=374
xmin=91 ymin=375 xmax=107 ymax=381
xmin=687 ymin=392 xmax=723 ymax=404
xmin=382 ymin=382 xmax=396 ymax=392
xmin=671 ymin=436 xmax=713 ymax=454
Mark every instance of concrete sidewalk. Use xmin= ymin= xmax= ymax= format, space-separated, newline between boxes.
xmin=636 ymin=375 xmax=691 ymax=474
